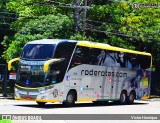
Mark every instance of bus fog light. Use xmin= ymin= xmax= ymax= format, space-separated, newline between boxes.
xmin=41 ymin=96 xmax=47 ymax=99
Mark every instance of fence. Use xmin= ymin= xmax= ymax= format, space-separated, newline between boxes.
xmin=0 ymin=64 xmax=14 ymax=97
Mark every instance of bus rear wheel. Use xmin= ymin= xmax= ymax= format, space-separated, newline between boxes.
xmin=63 ymin=91 xmax=75 ymax=107
xmin=119 ymin=91 xmax=127 ymax=105
xmin=36 ymin=102 xmax=46 ymax=106
xmin=128 ymin=91 xmax=135 ymax=104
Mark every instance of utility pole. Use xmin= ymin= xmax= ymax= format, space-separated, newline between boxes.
xmin=73 ymin=0 xmax=80 ymax=32
xmin=73 ymin=0 xmax=90 ymax=33
xmin=83 ymin=0 xmax=87 ymax=36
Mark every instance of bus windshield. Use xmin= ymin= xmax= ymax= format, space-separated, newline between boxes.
xmin=21 ymin=44 xmax=55 ymax=60
xmin=17 ymin=65 xmax=53 ymax=87
xmin=16 ymin=63 xmax=64 ymax=87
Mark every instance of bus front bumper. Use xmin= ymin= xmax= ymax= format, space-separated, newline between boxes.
xmin=14 ymin=85 xmax=60 ymax=103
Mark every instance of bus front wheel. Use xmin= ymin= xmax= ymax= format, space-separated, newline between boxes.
xmin=63 ymin=91 xmax=75 ymax=107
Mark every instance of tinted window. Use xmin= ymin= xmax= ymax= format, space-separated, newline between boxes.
xmin=89 ymin=48 xmax=101 ymax=65
xmin=17 ymin=65 xmax=46 ymax=87
xmin=21 ymin=44 xmax=55 ymax=60
xmin=54 ymin=42 xmax=76 ymax=59
xmin=97 ymin=50 xmax=120 ymax=67
xmin=126 ymin=54 xmax=140 ymax=69
xmin=69 ymin=46 xmax=151 ymax=69
xmin=138 ymin=55 xmax=151 ymax=69
xmin=53 ymin=42 xmax=76 ymax=81
xmin=69 ymin=46 xmax=91 ymax=68
xmin=49 ymin=60 xmax=67 ymax=83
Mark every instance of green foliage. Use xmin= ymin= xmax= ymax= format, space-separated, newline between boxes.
xmin=2 ymin=14 xmax=73 ymax=61
xmin=70 ymin=33 xmax=93 ymax=41
xmin=6 ymin=0 xmax=57 ymax=30
xmin=0 ymin=0 xmax=160 ymax=71
xmin=87 ymin=0 xmax=160 ymax=70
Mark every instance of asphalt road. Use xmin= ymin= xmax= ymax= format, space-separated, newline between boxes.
xmin=0 ymin=98 xmax=160 ymax=123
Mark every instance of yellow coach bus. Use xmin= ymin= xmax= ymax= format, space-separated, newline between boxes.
xmin=8 ymin=39 xmax=152 ymax=106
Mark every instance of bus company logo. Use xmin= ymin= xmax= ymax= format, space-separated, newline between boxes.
xmin=52 ymin=89 xmax=58 ymax=98
xmin=81 ymin=69 xmax=127 ymax=78
xmin=132 ymin=3 xmax=139 ymax=8
xmin=20 ymin=60 xmax=45 ymax=65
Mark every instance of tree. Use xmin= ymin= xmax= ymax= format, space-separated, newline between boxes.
xmin=1 ymin=0 xmax=160 ymax=72
xmin=0 ymin=0 xmax=17 ymax=63
xmin=86 ymin=0 xmax=160 ymax=70
xmin=2 ymin=14 xmax=73 ymax=61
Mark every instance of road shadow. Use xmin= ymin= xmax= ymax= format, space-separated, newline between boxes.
xmin=14 ymin=101 xmax=149 ymax=109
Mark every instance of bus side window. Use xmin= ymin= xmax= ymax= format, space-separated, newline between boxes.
xmin=54 ymin=42 xmax=76 ymax=59
xmin=126 ymin=54 xmax=140 ymax=69
xmin=49 ymin=61 xmax=66 ymax=83
xmin=138 ymin=55 xmax=151 ymax=69
xmin=114 ymin=52 xmax=127 ymax=67
xmin=89 ymin=48 xmax=101 ymax=65
xmin=70 ymin=47 xmax=82 ymax=66
xmin=70 ymin=46 xmax=90 ymax=68
xmin=97 ymin=50 xmax=120 ymax=67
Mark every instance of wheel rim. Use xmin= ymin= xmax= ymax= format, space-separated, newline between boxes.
xmin=67 ymin=94 xmax=73 ymax=103
xmin=121 ymin=93 xmax=126 ymax=103
xmin=129 ymin=94 xmax=134 ymax=102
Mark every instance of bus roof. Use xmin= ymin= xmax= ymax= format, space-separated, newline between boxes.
xmin=77 ymin=41 xmax=151 ymax=56
xmin=26 ymin=39 xmax=76 ymax=45
xmin=26 ymin=39 xmax=151 ymax=56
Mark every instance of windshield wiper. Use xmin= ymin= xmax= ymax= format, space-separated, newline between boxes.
xmin=31 ymin=82 xmax=44 ymax=87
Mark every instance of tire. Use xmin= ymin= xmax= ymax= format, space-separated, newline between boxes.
xmin=63 ymin=91 xmax=75 ymax=107
xmin=36 ymin=102 xmax=46 ymax=106
xmin=128 ymin=91 xmax=135 ymax=104
xmin=119 ymin=91 xmax=127 ymax=105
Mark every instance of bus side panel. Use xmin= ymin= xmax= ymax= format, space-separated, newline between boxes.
xmin=118 ymin=68 xmax=151 ymax=99
xmin=65 ymin=65 xmax=95 ymax=101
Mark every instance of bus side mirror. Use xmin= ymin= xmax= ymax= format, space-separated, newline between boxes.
xmin=43 ymin=58 xmax=65 ymax=72
xmin=8 ymin=58 xmax=20 ymax=71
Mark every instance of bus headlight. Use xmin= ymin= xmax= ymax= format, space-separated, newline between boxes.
xmin=38 ymin=88 xmax=45 ymax=94
xmin=15 ymin=88 xmax=18 ymax=92
xmin=39 ymin=90 xmax=45 ymax=94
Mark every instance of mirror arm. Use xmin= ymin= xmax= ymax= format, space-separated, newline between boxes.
xmin=43 ymin=58 xmax=64 ymax=72
xmin=8 ymin=58 xmax=20 ymax=71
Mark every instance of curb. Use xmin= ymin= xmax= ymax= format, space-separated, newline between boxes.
xmin=149 ymin=95 xmax=160 ymax=99
xmin=0 ymin=97 xmax=14 ymax=99
xmin=0 ymin=93 xmax=14 ymax=99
